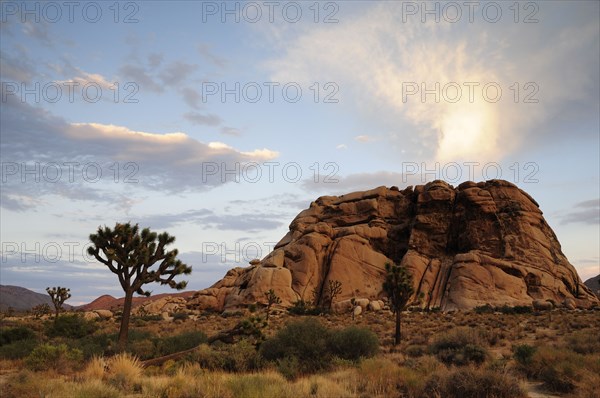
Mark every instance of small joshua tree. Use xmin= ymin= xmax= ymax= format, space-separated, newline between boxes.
xmin=32 ymin=303 xmax=51 ymax=318
xmin=326 ymin=280 xmax=343 ymax=310
xmin=383 ymin=262 xmax=414 ymax=345
xmin=264 ymin=289 xmax=281 ymax=321
xmin=46 ymin=286 xmax=71 ymax=321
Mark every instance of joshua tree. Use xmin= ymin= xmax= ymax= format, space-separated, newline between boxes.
xmin=264 ymin=289 xmax=281 ymax=321
xmin=46 ymin=286 xmax=71 ymax=321
xmin=326 ymin=280 xmax=343 ymax=310
xmin=383 ymin=262 xmax=414 ymax=345
xmin=88 ymin=222 xmax=192 ymax=350
xmin=32 ymin=303 xmax=51 ymax=318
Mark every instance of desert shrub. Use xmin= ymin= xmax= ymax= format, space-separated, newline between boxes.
xmin=155 ymin=331 xmax=207 ymax=357
xmin=327 ymin=326 xmax=379 ymax=361
xmin=0 ymin=326 xmax=36 ymax=345
xmin=405 ymin=344 xmax=427 ymax=358
xmin=220 ymin=340 xmax=262 ymax=372
xmin=248 ymin=303 xmax=257 ymax=313
xmin=430 ymin=327 xmax=488 ymax=366
xmin=259 ymin=318 xmax=331 ymax=374
xmin=172 ymin=312 xmax=189 ymax=321
xmin=45 ymin=314 xmax=96 ymax=338
xmin=191 ymin=340 xmax=261 ymax=373
xmin=138 ymin=314 xmax=162 ymax=321
xmin=193 ymin=344 xmax=227 ymax=370
xmin=527 ymin=347 xmax=586 ymax=394
xmin=73 ymin=333 xmax=115 ymax=359
xmin=474 ymin=304 xmax=495 ymax=314
xmin=0 ymin=338 xmax=39 ymax=359
xmin=25 ymin=343 xmax=83 ymax=371
xmin=425 ymin=367 xmax=526 ymax=398
xmin=276 ymin=356 xmax=301 ymax=380
xmin=0 ymin=326 xmax=39 ymax=359
xmin=566 ymin=330 xmax=600 ymax=354
xmin=474 ymin=305 xmax=532 ymax=314
xmin=513 ymin=344 xmax=536 ymax=368
xmin=287 ymin=300 xmax=322 ymax=316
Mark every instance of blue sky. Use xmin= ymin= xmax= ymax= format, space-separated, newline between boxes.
xmin=1 ymin=1 xmax=598 ymax=305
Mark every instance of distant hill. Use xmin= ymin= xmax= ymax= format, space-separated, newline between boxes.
xmin=584 ymin=275 xmax=600 ymax=298
xmin=79 ymin=291 xmax=195 ymax=311
xmin=0 ymin=285 xmax=73 ymax=312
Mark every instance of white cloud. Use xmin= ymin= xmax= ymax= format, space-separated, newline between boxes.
xmin=336 ymin=144 xmax=347 ymax=150
xmin=266 ymin=2 xmax=599 ymax=164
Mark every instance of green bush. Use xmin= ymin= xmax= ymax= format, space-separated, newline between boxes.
xmin=259 ymin=318 xmax=330 ymax=374
xmin=172 ymin=312 xmax=189 ymax=321
xmin=287 ymin=300 xmax=322 ymax=316
xmin=430 ymin=328 xmax=488 ymax=366
xmin=513 ymin=344 xmax=536 ymax=367
xmin=0 ymin=338 xmax=39 ymax=359
xmin=474 ymin=304 xmax=494 ymax=314
xmin=193 ymin=340 xmax=262 ymax=372
xmin=327 ymin=326 xmax=379 ymax=361
xmin=72 ymin=333 xmax=115 ymax=359
xmin=0 ymin=326 xmax=36 ymax=345
xmin=155 ymin=331 xmax=207 ymax=357
xmin=276 ymin=356 xmax=301 ymax=380
xmin=45 ymin=314 xmax=96 ymax=338
xmin=25 ymin=343 xmax=83 ymax=371
xmin=0 ymin=327 xmax=39 ymax=359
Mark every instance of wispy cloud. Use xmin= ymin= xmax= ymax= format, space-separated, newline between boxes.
xmin=560 ymin=198 xmax=600 ymax=225
xmin=0 ymin=96 xmax=279 ymax=210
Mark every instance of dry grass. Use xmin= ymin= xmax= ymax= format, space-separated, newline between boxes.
xmin=1 ymin=308 xmax=599 ymax=397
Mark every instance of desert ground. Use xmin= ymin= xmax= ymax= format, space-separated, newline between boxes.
xmin=1 ymin=305 xmax=599 ymax=398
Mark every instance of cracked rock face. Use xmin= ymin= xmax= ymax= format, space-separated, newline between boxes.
xmin=188 ymin=180 xmax=599 ymax=311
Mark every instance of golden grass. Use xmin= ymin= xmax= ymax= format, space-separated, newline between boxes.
xmin=2 ymin=309 xmax=599 ymax=397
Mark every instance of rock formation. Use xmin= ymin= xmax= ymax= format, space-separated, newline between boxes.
xmin=188 ymin=180 xmax=599 ymax=312
xmin=584 ymin=275 xmax=600 ymax=298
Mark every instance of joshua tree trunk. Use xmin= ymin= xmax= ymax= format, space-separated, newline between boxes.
xmin=118 ymin=290 xmax=134 ymax=350
xmin=394 ymin=309 xmax=401 ymax=345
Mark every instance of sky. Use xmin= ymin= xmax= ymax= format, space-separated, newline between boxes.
xmin=0 ymin=1 xmax=599 ymax=305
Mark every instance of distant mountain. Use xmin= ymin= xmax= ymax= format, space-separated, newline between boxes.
xmin=0 ymin=285 xmax=73 ymax=312
xmin=79 ymin=291 xmax=195 ymax=311
xmin=584 ymin=275 xmax=600 ymax=298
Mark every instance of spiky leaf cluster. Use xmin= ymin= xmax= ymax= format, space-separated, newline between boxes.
xmin=87 ymin=222 xmax=192 ymax=296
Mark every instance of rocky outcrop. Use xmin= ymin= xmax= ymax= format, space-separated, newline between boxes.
xmin=189 ymin=180 xmax=599 ymax=312
xmin=134 ymin=297 xmax=187 ymax=315
xmin=584 ymin=275 xmax=600 ymax=298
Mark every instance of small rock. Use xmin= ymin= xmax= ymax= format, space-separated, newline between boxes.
xmin=355 ymin=298 xmax=370 ymax=309
xmin=532 ymin=300 xmax=552 ymax=311
xmin=563 ymin=298 xmax=576 ymax=310
xmin=94 ymin=310 xmax=113 ymax=319
xmin=353 ymin=306 xmax=362 ymax=317
xmin=332 ymin=299 xmax=353 ymax=314
xmin=368 ymin=300 xmax=382 ymax=311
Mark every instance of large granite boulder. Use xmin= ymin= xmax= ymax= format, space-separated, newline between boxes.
xmin=188 ymin=180 xmax=599 ymax=312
